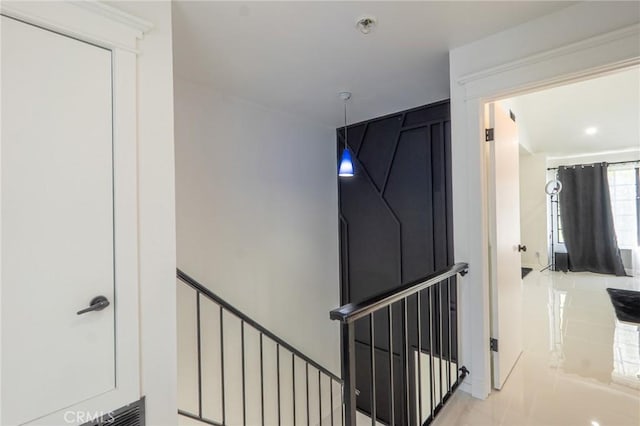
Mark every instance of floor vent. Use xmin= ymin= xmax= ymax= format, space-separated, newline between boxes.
xmin=81 ymin=397 xmax=145 ymax=426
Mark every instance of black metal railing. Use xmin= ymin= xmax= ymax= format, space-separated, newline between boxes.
xmin=330 ymin=263 xmax=469 ymax=426
xmin=177 ymin=269 xmax=343 ymax=426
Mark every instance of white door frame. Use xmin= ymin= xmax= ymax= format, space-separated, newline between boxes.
xmin=0 ymin=2 xmax=151 ymax=423
xmin=450 ymin=22 xmax=640 ymax=399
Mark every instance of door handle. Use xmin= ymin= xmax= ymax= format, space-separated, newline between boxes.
xmin=77 ymin=295 xmax=110 ymax=315
xmin=518 ymin=244 xmax=527 ymax=252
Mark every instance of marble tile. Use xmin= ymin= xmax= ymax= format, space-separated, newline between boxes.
xmin=433 ymin=270 xmax=640 ymax=426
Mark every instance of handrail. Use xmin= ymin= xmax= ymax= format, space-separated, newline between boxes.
xmin=177 ymin=268 xmax=343 ymax=383
xmin=332 ymin=262 xmax=469 ymax=426
xmin=330 ymin=262 xmax=468 ymax=324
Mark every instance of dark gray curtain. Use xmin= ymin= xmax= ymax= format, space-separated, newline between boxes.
xmin=558 ymin=163 xmax=626 ymax=276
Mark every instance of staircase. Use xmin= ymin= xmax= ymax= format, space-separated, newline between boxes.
xmin=177 ymin=264 xmax=468 ymax=426
xmin=177 ymin=270 xmax=342 ymax=426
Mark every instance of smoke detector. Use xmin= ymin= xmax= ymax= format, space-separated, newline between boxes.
xmin=356 ymin=16 xmax=377 ymax=34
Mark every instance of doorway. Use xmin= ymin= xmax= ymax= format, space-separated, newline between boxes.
xmin=449 ymin=14 xmax=640 ymax=398
xmin=483 ymin=66 xmax=640 ymax=395
xmin=502 ymin=68 xmax=640 ymax=277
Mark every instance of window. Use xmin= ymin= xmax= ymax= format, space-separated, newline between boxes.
xmin=554 ymin=165 xmax=639 ymax=248
xmin=608 ymin=167 xmax=639 ymax=248
xmin=556 ymin=202 xmax=564 ymax=244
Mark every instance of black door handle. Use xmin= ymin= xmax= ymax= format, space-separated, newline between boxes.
xmin=518 ymin=244 xmax=527 ymax=252
xmin=77 ymin=295 xmax=110 ymax=315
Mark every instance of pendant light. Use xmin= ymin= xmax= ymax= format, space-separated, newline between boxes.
xmin=338 ymin=92 xmax=354 ymax=177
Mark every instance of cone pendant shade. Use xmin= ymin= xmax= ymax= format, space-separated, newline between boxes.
xmin=338 ymin=92 xmax=354 ymax=177
xmin=338 ymin=148 xmax=354 ymax=177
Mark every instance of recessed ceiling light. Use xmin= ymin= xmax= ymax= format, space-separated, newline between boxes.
xmin=585 ymin=127 xmax=598 ymax=135
xmin=591 ymin=421 xmax=600 ymax=426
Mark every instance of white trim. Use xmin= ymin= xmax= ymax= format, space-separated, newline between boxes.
xmin=0 ymin=10 xmax=139 ymax=54
xmin=71 ymin=1 xmax=153 ymax=34
xmin=467 ymin=58 xmax=640 ymax=104
xmin=0 ymin=1 xmax=151 ymax=53
xmin=547 ymin=147 xmax=640 ymax=161
xmin=457 ymin=24 xmax=640 ymax=85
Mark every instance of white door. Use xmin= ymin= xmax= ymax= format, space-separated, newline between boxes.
xmin=1 ymin=16 xmax=115 ymax=424
xmin=486 ymin=102 xmax=523 ymax=390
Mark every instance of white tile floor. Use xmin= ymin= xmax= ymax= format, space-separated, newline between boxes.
xmin=433 ymin=269 xmax=640 ymax=426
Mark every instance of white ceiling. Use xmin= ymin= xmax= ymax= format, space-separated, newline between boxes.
xmin=504 ymin=67 xmax=640 ymax=156
xmin=172 ymin=1 xmax=576 ymax=126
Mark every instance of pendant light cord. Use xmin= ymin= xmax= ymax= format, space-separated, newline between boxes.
xmin=337 ymin=92 xmax=355 ymax=177
xmin=343 ymin=100 xmax=349 ymax=151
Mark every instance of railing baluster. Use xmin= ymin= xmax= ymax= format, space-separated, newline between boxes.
xmin=453 ymin=277 xmax=460 ymax=380
xmin=342 ymin=322 xmax=356 ymax=426
xmin=293 ymin=354 xmax=297 ymax=426
xmin=428 ymin=286 xmax=435 ymax=421
xmin=306 ymin=363 xmax=310 ymax=426
xmin=402 ymin=297 xmax=410 ymax=426
xmin=388 ymin=305 xmax=395 ymax=426
xmin=219 ymin=306 xmax=226 ymax=425
xmin=260 ymin=333 xmax=265 ymax=426
xmin=446 ymin=278 xmax=452 ymax=395
xmin=241 ymin=320 xmax=246 ymax=426
xmin=341 ymin=382 xmax=345 ymax=426
xmin=277 ymin=343 xmax=281 ymax=426
xmin=330 ymin=377 xmax=334 ymax=426
xmin=319 ymin=370 xmax=323 ymax=426
xmin=369 ymin=312 xmax=377 ymax=425
xmin=196 ymin=293 xmax=203 ymax=418
xmin=417 ymin=291 xmax=423 ymax=426
xmin=438 ymin=282 xmax=444 ymax=405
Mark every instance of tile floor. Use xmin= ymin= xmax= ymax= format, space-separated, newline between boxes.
xmin=433 ymin=269 xmax=640 ymax=426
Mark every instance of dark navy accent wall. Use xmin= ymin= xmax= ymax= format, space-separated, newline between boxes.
xmin=337 ymin=100 xmax=454 ymax=425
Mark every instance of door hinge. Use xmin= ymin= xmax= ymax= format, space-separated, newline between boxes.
xmin=490 ymin=338 xmax=498 ymax=352
xmin=485 ymin=128 xmax=494 ymax=141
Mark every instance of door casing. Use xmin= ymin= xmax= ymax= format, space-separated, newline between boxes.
xmin=450 ymin=21 xmax=640 ymax=399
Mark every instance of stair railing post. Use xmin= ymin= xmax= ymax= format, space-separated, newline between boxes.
xmin=342 ymin=321 xmax=356 ymax=426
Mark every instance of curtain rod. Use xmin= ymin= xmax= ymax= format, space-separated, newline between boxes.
xmin=547 ymin=159 xmax=640 ymax=171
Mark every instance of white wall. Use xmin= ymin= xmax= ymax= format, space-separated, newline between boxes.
xmin=519 ymin=152 xmax=548 ymax=268
xmin=174 ymin=77 xmax=341 ymax=424
xmin=107 ymin=2 xmax=178 ymax=424
xmin=174 ymin=78 xmax=341 ymax=375
xmin=449 ymin=1 xmax=640 ymax=399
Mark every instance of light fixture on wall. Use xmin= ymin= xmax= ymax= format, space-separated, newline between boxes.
xmin=338 ymin=92 xmax=354 ymax=177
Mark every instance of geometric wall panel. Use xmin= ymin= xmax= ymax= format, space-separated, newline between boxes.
xmin=337 ymin=100 xmax=453 ymax=425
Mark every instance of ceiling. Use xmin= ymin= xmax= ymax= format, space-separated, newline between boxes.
xmin=504 ymin=67 xmax=640 ymax=157
xmin=172 ymin=1 xmax=576 ymax=126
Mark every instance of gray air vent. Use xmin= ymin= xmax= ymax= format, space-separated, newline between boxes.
xmin=81 ymin=397 xmax=145 ymax=426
